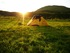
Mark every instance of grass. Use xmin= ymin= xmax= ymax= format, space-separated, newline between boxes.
xmin=0 ymin=16 xmax=70 ymax=53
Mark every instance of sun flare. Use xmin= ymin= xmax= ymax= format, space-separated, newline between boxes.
xmin=20 ymin=11 xmax=28 ymax=15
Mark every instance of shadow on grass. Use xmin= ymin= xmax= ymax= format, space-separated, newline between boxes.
xmin=0 ymin=26 xmax=70 ymax=53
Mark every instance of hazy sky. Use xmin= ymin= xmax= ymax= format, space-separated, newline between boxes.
xmin=0 ymin=0 xmax=70 ymax=13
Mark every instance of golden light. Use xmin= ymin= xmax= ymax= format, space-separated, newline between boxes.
xmin=20 ymin=12 xmax=28 ymax=16
xmin=18 ymin=12 xmax=28 ymax=25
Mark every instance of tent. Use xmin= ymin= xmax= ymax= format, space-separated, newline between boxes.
xmin=27 ymin=15 xmax=48 ymax=26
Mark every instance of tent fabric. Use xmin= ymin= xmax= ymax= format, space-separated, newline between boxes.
xmin=27 ymin=15 xmax=48 ymax=26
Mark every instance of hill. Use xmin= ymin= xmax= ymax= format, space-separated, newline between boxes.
xmin=35 ymin=5 xmax=70 ymax=13
xmin=0 ymin=10 xmax=22 ymax=16
xmin=34 ymin=5 xmax=70 ymax=19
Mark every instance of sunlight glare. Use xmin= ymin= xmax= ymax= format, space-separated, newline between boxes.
xmin=19 ymin=12 xmax=28 ymax=25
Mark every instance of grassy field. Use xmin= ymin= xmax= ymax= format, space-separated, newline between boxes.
xmin=0 ymin=16 xmax=70 ymax=53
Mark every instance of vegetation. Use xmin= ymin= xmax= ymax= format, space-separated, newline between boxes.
xmin=0 ymin=15 xmax=70 ymax=53
xmin=35 ymin=5 xmax=70 ymax=12
xmin=34 ymin=5 xmax=70 ymax=19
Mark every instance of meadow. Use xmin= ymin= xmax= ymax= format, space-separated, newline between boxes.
xmin=0 ymin=16 xmax=70 ymax=53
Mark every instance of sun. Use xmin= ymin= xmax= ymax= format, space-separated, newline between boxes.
xmin=19 ymin=11 xmax=28 ymax=16
xmin=20 ymin=11 xmax=28 ymax=14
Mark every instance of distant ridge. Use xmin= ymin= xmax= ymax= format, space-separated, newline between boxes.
xmin=0 ymin=10 xmax=21 ymax=16
xmin=35 ymin=5 xmax=70 ymax=13
xmin=34 ymin=5 xmax=70 ymax=19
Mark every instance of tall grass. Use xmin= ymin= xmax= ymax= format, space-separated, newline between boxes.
xmin=0 ymin=16 xmax=70 ymax=53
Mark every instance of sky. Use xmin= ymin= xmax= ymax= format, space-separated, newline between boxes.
xmin=0 ymin=0 xmax=70 ymax=13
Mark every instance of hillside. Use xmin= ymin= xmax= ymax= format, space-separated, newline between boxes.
xmin=34 ymin=5 xmax=70 ymax=19
xmin=35 ymin=5 xmax=70 ymax=13
xmin=0 ymin=10 xmax=22 ymax=16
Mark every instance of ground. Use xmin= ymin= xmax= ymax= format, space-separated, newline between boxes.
xmin=0 ymin=16 xmax=70 ymax=53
